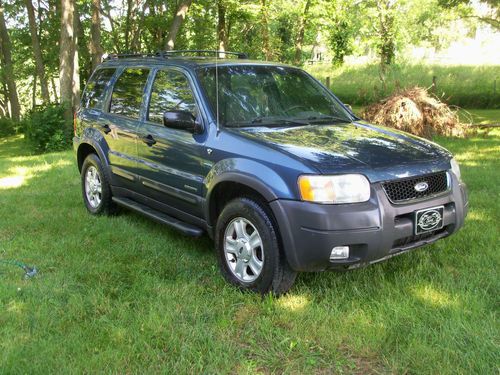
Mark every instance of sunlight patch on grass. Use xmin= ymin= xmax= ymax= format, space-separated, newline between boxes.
xmin=412 ymin=285 xmax=459 ymax=308
xmin=6 ymin=300 xmax=26 ymax=314
xmin=277 ymin=294 xmax=310 ymax=312
xmin=0 ymin=159 xmax=71 ymax=189
xmin=0 ymin=174 xmax=26 ymax=189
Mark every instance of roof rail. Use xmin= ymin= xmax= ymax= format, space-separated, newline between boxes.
xmin=104 ymin=53 xmax=160 ymax=60
xmin=157 ymin=50 xmax=249 ymax=59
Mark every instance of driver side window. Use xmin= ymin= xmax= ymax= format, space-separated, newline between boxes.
xmin=148 ymin=69 xmax=197 ymax=125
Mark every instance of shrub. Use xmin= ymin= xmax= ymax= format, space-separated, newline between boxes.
xmin=0 ymin=117 xmax=17 ymax=137
xmin=23 ymin=104 xmax=72 ymax=152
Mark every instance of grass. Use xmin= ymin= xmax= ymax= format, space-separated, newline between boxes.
xmin=0 ymin=132 xmax=499 ymax=373
xmin=306 ymin=63 xmax=500 ymax=109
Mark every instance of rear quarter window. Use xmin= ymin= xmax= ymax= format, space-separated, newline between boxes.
xmin=81 ymin=68 xmax=115 ymax=109
xmin=109 ymin=68 xmax=149 ymax=119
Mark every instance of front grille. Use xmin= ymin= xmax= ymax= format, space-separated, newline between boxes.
xmin=382 ymin=171 xmax=449 ymax=203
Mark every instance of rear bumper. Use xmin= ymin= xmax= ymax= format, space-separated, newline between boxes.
xmin=271 ymin=173 xmax=468 ymax=272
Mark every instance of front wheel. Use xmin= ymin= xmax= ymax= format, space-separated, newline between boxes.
xmin=215 ymin=197 xmax=297 ymax=295
xmin=81 ymin=154 xmax=116 ymax=215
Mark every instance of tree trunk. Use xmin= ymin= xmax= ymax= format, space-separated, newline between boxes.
xmin=0 ymin=1 xmax=21 ymax=121
xmin=260 ymin=0 xmax=272 ymax=60
xmin=72 ymin=4 xmax=80 ymax=109
xmin=89 ymin=0 xmax=103 ymax=70
xmin=217 ymin=2 xmax=227 ymax=53
xmin=32 ymin=72 xmax=37 ymax=109
xmin=25 ymin=0 xmax=50 ymax=103
xmin=164 ymin=0 xmax=192 ymax=51
xmin=376 ymin=0 xmax=396 ymax=88
xmin=293 ymin=0 xmax=311 ymax=65
xmin=124 ymin=0 xmax=133 ymax=50
xmin=59 ymin=0 xmax=75 ymax=123
xmin=131 ymin=0 xmax=146 ymax=52
xmin=51 ymin=76 xmax=59 ymax=102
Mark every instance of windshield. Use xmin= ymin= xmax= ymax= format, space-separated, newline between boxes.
xmin=197 ymin=65 xmax=352 ymax=128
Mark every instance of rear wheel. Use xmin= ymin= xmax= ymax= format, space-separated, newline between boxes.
xmin=81 ymin=154 xmax=116 ymax=215
xmin=215 ymin=197 xmax=297 ymax=295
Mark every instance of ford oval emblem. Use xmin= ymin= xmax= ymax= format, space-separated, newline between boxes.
xmin=414 ymin=181 xmax=429 ymax=192
xmin=417 ymin=209 xmax=441 ymax=231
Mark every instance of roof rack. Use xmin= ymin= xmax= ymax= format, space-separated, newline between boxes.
xmin=157 ymin=50 xmax=248 ymax=59
xmin=103 ymin=50 xmax=249 ymax=61
xmin=104 ymin=53 xmax=160 ymax=60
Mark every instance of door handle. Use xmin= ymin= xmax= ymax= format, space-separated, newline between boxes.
xmin=141 ymin=134 xmax=156 ymax=146
xmin=100 ymin=123 xmax=112 ymax=134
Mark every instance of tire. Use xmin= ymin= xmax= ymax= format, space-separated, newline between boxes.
xmin=215 ymin=197 xmax=297 ymax=295
xmin=81 ymin=153 xmax=116 ymax=215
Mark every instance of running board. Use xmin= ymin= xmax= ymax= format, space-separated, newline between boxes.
xmin=112 ymin=197 xmax=204 ymax=237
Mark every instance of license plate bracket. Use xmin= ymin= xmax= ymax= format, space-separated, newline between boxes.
xmin=414 ymin=206 xmax=444 ymax=235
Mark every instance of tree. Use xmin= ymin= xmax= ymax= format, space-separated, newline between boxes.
xmin=25 ymin=0 xmax=50 ymax=103
xmin=0 ymin=0 xmax=20 ymax=121
xmin=260 ymin=0 xmax=272 ymax=60
xmin=294 ymin=0 xmax=312 ymax=65
xmin=90 ymin=0 xmax=103 ymax=70
xmin=439 ymin=0 xmax=499 ymax=30
xmin=59 ymin=0 xmax=79 ymax=123
xmin=165 ymin=0 xmax=193 ymax=51
xmin=218 ymin=2 xmax=228 ymax=52
xmin=374 ymin=0 xmax=396 ymax=86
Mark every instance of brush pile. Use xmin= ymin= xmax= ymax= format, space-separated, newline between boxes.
xmin=361 ymin=87 xmax=467 ymax=138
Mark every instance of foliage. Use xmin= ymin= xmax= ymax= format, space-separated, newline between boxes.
xmin=23 ymin=104 xmax=71 ymax=152
xmin=0 ymin=127 xmax=499 ymax=372
xmin=0 ymin=117 xmax=18 ymax=137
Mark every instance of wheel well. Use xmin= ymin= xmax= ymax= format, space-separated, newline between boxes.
xmin=208 ymin=181 xmax=269 ymax=226
xmin=77 ymin=143 xmax=98 ymax=172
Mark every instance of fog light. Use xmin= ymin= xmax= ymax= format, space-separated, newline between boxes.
xmin=330 ymin=246 xmax=349 ymax=260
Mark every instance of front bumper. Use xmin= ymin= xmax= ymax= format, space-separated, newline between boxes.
xmin=271 ymin=173 xmax=468 ymax=272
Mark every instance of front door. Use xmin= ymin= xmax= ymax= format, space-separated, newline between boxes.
xmin=136 ymin=67 xmax=210 ymax=217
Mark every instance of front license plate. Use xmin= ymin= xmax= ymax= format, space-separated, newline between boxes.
xmin=415 ymin=206 xmax=444 ymax=234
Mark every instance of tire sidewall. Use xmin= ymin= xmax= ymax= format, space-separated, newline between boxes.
xmin=81 ymin=154 xmax=111 ymax=215
xmin=215 ymin=198 xmax=281 ymax=294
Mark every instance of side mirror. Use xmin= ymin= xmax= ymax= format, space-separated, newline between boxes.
xmin=163 ymin=110 xmax=203 ymax=134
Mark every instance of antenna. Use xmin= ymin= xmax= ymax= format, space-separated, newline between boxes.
xmin=215 ymin=7 xmax=220 ymax=134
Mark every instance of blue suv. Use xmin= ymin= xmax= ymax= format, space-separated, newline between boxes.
xmin=74 ymin=50 xmax=468 ymax=294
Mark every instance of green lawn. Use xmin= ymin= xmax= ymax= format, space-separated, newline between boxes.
xmin=1 ymin=133 xmax=499 ymax=373
xmin=306 ymin=63 xmax=500 ymax=109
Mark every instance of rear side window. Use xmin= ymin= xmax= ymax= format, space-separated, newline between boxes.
xmin=148 ymin=70 xmax=198 ymax=124
xmin=110 ymin=68 xmax=149 ymax=118
xmin=81 ymin=68 xmax=115 ymax=109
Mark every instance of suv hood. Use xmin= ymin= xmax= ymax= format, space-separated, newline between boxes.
xmin=231 ymin=121 xmax=451 ymax=180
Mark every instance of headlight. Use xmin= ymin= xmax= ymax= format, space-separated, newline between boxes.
xmin=450 ymin=158 xmax=461 ymax=180
xmin=298 ymin=174 xmax=370 ymax=204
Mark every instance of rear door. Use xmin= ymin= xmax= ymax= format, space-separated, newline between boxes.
xmin=135 ymin=67 xmax=210 ymax=217
xmin=104 ymin=67 xmax=150 ymax=187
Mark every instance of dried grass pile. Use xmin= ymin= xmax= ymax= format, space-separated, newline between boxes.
xmin=361 ymin=87 xmax=467 ymax=138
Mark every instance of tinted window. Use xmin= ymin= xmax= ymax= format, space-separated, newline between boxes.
xmin=110 ymin=68 xmax=149 ymax=118
xmin=197 ymin=66 xmax=350 ymax=127
xmin=81 ymin=68 xmax=115 ymax=109
xmin=148 ymin=70 xmax=197 ymax=124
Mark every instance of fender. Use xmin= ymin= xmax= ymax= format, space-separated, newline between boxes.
xmin=75 ymin=127 xmax=111 ymax=173
xmin=204 ymin=157 xmax=298 ymax=223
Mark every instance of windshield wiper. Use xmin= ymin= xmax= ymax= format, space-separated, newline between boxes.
xmin=303 ymin=114 xmax=350 ymax=123
xmin=250 ymin=116 xmax=309 ymax=127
